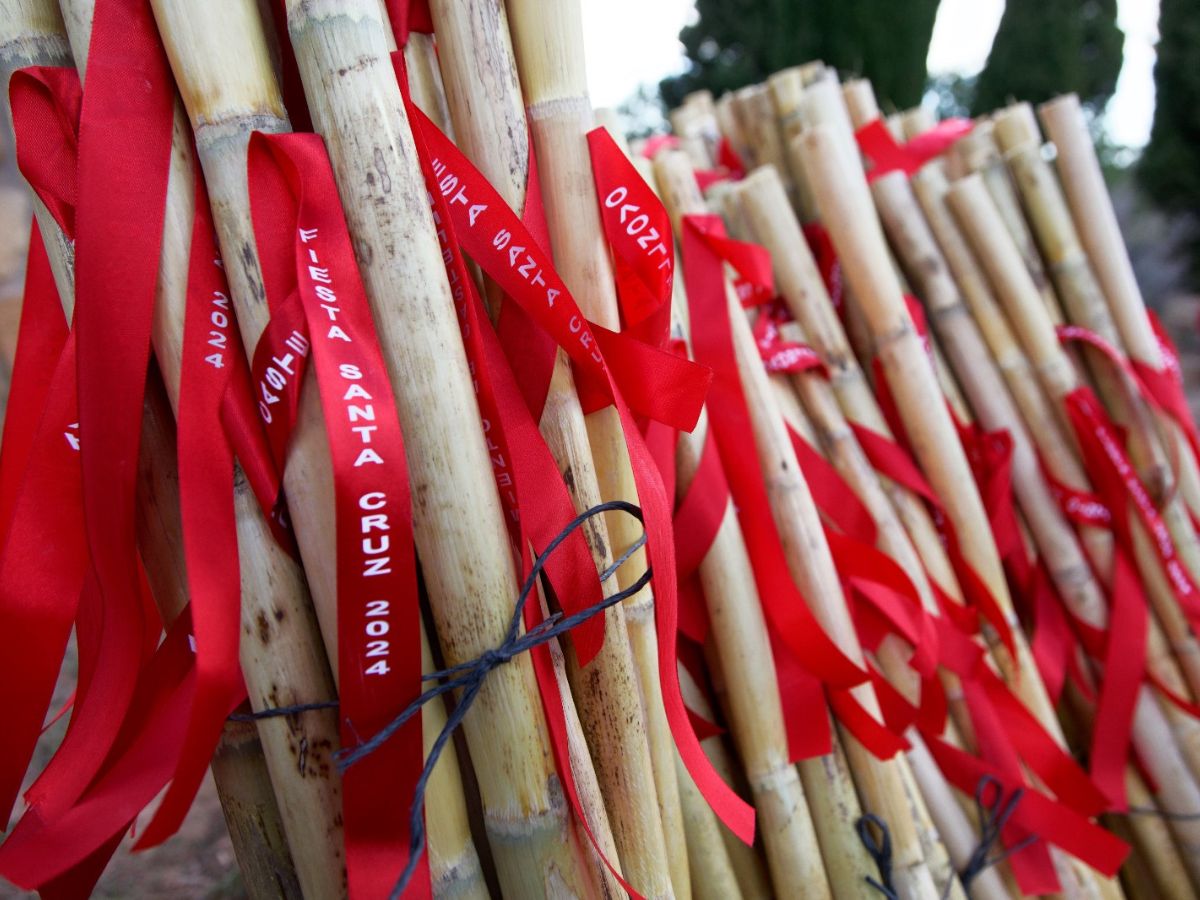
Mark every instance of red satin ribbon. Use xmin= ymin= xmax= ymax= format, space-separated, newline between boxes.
xmin=404 ymin=103 xmax=754 ymax=843
xmin=587 ymin=127 xmax=674 ymax=348
xmin=752 ymin=302 xmax=826 ymax=375
xmin=787 ymin=426 xmax=876 ymax=544
xmin=801 ymin=222 xmax=844 ymax=315
xmin=385 ymin=0 xmax=433 ymax=46
xmin=135 ymin=171 xmax=250 ymax=846
xmin=395 ymin=67 xmax=645 ymax=894
xmin=682 ymin=214 xmax=876 ymax=748
xmin=0 ymin=614 xmax=196 ymax=892
xmin=0 ymin=61 xmax=205 ymax=891
xmin=248 ymin=132 xmax=424 ymax=899
xmin=395 ymin=53 xmax=606 ymax=663
xmin=640 ymin=134 xmax=680 ymax=160
xmin=0 ymin=67 xmax=88 ymax=822
xmin=855 ymin=117 xmax=973 ymax=181
xmin=1136 ymin=311 xmax=1200 ymax=468
xmin=0 ymin=220 xmax=67 ymax=544
xmin=716 ymin=137 xmax=745 ymax=178
xmin=64 ymin=0 xmax=175 ymax=815
xmin=1065 ymin=386 xmax=1200 ymax=620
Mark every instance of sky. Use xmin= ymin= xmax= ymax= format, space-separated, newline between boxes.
xmin=580 ymin=0 xmax=1161 ymax=147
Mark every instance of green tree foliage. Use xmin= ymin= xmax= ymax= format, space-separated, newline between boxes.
xmin=1138 ymin=0 xmax=1200 ymax=287
xmin=970 ymin=0 xmax=1124 ymax=115
xmin=659 ymin=0 xmax=941 ymax=112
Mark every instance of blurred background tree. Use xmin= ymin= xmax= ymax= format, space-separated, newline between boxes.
xmin=659 ymin=0 xmax=941 ymax=111
xmin=1138 ymin=0 xmax=1200 ymax=289
xmin=971 ymin=0 xmax=1123 ymax=115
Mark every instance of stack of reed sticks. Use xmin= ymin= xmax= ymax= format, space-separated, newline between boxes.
xmin=0 ymin=2 xmax=1197 ymax=898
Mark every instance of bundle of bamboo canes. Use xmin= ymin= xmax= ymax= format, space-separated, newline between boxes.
xmin=2 ymin=1 xmax=1200 ymax=898
xmin=662 ymin=55 xmax=1200 ymax=900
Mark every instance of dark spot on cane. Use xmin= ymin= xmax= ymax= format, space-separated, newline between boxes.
xmin=562 ymin=467 xmax=575 ymax=492
xmin=240 ymin=243 xmax=262 ymax=299
xmin=297 ymin=736 xmax=309 ymax=776
xmin=373 ymin=147 xmax=392 ymax=194
xmin=273 ymin=608 xmax=285 ymax=623
xmin=256 ymin=611 xmax=271 ymax=645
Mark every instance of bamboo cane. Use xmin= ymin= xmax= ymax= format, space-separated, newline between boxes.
xmin=1053 ymin=643 xmax=1197 ymax=897
xmin=992 ymin=107 xmax=1171 ymax=489
xmin=414 ymin=8 xmax=622 ymax=894
xmin=138 ymin=371 xmax=305 ymax=900
xmin=801 ymin=123 xmax=1124 ymax=899
xmin=950 ymin=122 xmax=1073 ymax=330
xmin=426 ymin=3 xmax=677 ymax=896
xmin=674 ymin=748 xmax=743 ymax=900
xmin=765 ymin=65 xmax=820 ymax=222
xmin=674 ymin=663 xmax=774 ymax=900
xmin=538 ymin=594 xmax=627 ymax=900
xmin=763 ymin=332 xmax=1009 ymax=900
xmin=883 ymin=113 xmax=905 ymax=141
xmin=630 ymin=154 xmax=784 ymax=900
xmin=633 ymin=134 xmax=799 ymax=900
xmin=715 ymin=92 xmax=754 ymax=171
xmin=287 ymin=2 xmax=606 ymax=894
xmin=797 ymin=77 xmax=906 ymax=400
xmin=840 ymin=79 xmax=879 ymax=139
xmin=151 ymin=3 xmax=600 ymax=896
xmin=1 ymin=3 xmax=330 ymax=895
xmin=658 ymin=143 xmax=944 ymax=899
xmin=504 ymin=2 xmax=704 ymax=895
xmin=898 ymin=105 xmax=936 ymax=141
xmin=912 ymin=161 xmax=1200 ymax=782
xmin=1114 ymin=771 xmax=1196 ymax=900
xmin=809 ymin=76 xmax=972 ymax=420
xmin=657 ymin=154 xmax=873 ymax=900
xmin=873 ymin=166 xmax=1200 ymax=884
xmin=771 ymin=342 xmax=999 ymax=899
xmin=668 ymin=100 xmax=717 ymax=170
xmin=418 ymin=623 xmax=491 ymax=900
xmin=681 ymin=93 xmax=723 ymax=167
xmin=1038 ymin=93 xmax=1200 ymax=529
xmin=765 ymin=75 xmax=880 ymax=383
xmin=766 ymin=323 xmax=997 ymax=899
xmin=730 ymin=84 xmax=791 ymax=198
xmin=734 ymin=166 xmax=974 ymax=721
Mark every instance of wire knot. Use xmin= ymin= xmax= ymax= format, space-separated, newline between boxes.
xmin=857 ymin=812 xmax=898 ymax=899
xmin=959 ymin=774 xmax=1037 ymax=891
